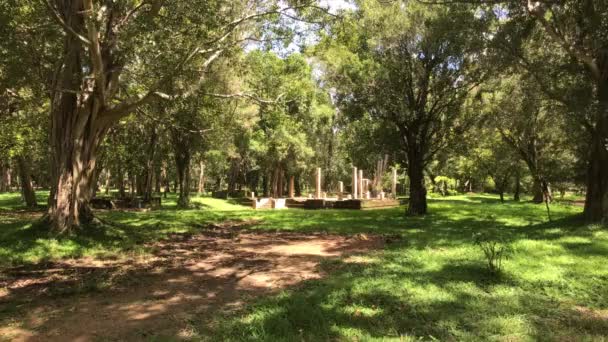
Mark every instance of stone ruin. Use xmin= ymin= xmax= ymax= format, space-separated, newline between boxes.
xmin=250 ymin=166 xmax=400 ymax=210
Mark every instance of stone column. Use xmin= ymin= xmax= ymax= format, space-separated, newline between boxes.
xmin=392 ymin=167 xmax=397 ymax=199
xmin=315 ymin=167 xmax=322 ymax=199
xmin=352 ymin=166 xmax=358 ymax=199
xmin=289 ymin=175 xmax=295 ymax=198
xmin=339 ymin=181 xmax=344 ymax=194
xmin=358 ymin=170 xmax=364 ymax=200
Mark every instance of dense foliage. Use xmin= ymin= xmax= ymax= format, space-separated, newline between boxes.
xmin=0 ymin=0 xmax=604 ymax=223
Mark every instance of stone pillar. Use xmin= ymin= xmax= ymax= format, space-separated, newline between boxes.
xmin=315 ymin=167 xmax=322 ymax=199
xmin=358 ymin=170 xmax=364 ymax=200
xmin=392 ymin=167 xmax=398 ymax=199
xmin=352 ymin=166 xmax=358 ymax=199
xmin=251 ymin=192 xmax=255 ymax=200
xmin=339 ymin=181 xmax=344 ymax=194
xmin=289 ymin=175 xmax=295 ymax=198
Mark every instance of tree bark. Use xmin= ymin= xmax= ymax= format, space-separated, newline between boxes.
xmin=17 ymin=156 xmax=37 ymax=208
xmin=407 ymin=149 xmax=427 ymax=215
xmin=0 ymin=161 xmax=9 ymax=192
xmin=117 ymin=168 xmax=125 ymax=198
xmin=513 ymin=171 xmax=521 ymax=201
xmin=48 ymin=88 xmax=108 ymax=232
xmin=531 ymin=178 xmax=544 ymax=203
xmin=174 ymin=141 xmax=191 ymax=208
xmin=584 ymin=80 xmax=608 ymax=222
xmin=143 ymin=126 xmax=157 ymax=201
xmin=155 ymin=167 xmax=161 ymax=193
xmin=46 ymin=1 xmax=115 ymax=233
xmin=295 ymin=174 xmax=301 ymax=197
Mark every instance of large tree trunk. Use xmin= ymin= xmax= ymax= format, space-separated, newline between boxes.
xmin=584 ymin=81 xmax=608 ymax=222
xmin=531 ymin=178 xmax=544 ymax=203
xmin=48 ymin=120 xmax=103 ymax=233
xmin=17 ymin=156 xmax=37 ymax=208
xmin=407 ymin=148 xmax=427 ymax=215
xmin=46 ymin=0 xmax=121 ymax=233
xmin=174 ymin=141 xmax=191 ymax=208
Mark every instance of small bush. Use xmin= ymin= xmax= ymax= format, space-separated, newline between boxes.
xmin=474 ymin=231 xmax=511 ymax=274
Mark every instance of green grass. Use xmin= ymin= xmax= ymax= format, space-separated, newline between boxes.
xmin=0 ymin=192 xmax=606 ymax=340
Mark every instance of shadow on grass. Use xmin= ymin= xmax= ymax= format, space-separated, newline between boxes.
xmin=0 ymin=196 xmax=596 ymax=267
xmin=0 ymin=194 xmax=606 ymax=340
xmin=209 ymin=245 xmax=608 ymax=341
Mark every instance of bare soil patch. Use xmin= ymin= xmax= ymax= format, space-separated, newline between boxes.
xmin=0 ymin=225 xmax=383 ymax=341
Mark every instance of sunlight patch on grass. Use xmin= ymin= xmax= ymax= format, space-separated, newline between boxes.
xmin=1 ymin=192 xmax=606 ymax=340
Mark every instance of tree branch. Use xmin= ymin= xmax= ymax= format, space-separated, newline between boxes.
xmin=526 ymin=1 xmax=601 ymax=80
xmin=83 ymin=0 xmax=106 ymax=105
xmin=42 ymin=0 xmax=91 ymax=45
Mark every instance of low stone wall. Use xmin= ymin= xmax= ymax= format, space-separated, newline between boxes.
xmin=301 ymin=198 xmax=401 ymax=210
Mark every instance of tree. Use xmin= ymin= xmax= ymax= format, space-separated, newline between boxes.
xmin=319 ymin=1 xmax=488 ymax=215
xmin=436 ymin=0 xmax=608 ymax=219
xmin=486 ymin=74 xmax=577 ymax=203
xmin=519 ymin=1 xmax=608 ymax=221
xmin=243 ymin=51 xmax=324 ymax=197
xmin=5 ymin=0 xmax=331 ymax=232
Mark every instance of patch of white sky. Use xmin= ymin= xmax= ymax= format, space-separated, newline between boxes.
xmin=245 ymin=0 xmax=356 ymax=56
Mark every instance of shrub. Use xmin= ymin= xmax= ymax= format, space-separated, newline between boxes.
xmin=474 ymin=231 xmax=511 ymax=274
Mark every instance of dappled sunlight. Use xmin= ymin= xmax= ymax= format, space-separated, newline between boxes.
xmin=1 ymin=193 xmax=606 ymax=340
xmin=0 ymin=224 xmax=383 ymax=341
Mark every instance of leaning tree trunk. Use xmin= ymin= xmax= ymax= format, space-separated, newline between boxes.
xmin=407 ymin=147 xmax=427 ymax=216
xmin=16 ymin=156 xmax=37 ymax=208
xmin=584 ymin=81 xmax=608 ymax=222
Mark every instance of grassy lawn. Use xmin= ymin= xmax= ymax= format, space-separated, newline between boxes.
xmin=0 ymin=191 xmax=606 ymax=340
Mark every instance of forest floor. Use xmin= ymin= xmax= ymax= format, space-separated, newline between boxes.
xmin=0 ymin=192 xmax=607 ymax=341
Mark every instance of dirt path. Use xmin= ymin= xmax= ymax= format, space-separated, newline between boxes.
xmin=0 ymin=226 xmax=383 ymax=341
